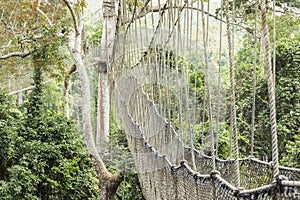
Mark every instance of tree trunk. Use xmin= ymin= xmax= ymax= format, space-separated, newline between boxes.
xmin=64 ymin=3 xmax=121 ymax=198
xmin=62 ymin=64 xmax=76 ymax=118
xmin=65 ymin=8 xmax=100 ymax=159
xmin=63 ymin=0 xmax=121 ymax=200
xmin=96 ymin=70 xmax=110 ymax=152
xmin=91 ymin=155 xmax=123 ymax=200
xmin=96 ymin=0 xmax=117 ymax=150
xmin=73 ymin=37 xmax=120 ymax=199
xmin=72 ymin=29 xmax=99 ymax=159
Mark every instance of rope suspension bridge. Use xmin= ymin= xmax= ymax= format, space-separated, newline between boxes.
xmin=5 ymin=0 xmax=300 ymax=199
xmin=111 ymin=0 xmax=300 ymax=199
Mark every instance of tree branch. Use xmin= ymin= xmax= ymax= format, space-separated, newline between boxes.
xmin=1 ymin=40 xmax=12 ymax=49
xmin=61 ymin=0 xmax=79 ymax=34
xmin=1 ymin=18 xmax=20 ymax=35
xmin=63 ymin=64 xmax=76 ymax=98
xmin=8 ymin=79 xmax=54 ymax=95
xmin=121 ymin=5 xmax=260 ymax=35
xmin=37 ymin=0 xmax=53 ymax=27
xmin=0 ymin=50 xmax=33 ymax=60
xmin=20 ymin=35 xmax=43 ymax=44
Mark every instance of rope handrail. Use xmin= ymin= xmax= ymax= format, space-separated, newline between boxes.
xmin=115 ymin=67 xmax=300 ymax=199
xmin=115 ymin=76 xmax=300 ymax=199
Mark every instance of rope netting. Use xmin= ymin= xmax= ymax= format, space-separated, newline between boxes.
xmin=111 ymin=0 xmax=300 ymax=199
xmin=115 ymin=71 xmax=300 ymax=199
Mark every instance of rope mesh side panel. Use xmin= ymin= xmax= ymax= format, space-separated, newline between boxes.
xmin=112 ymin=0 xmax=300 ymax=199
xmin=115 ymin=65 xmax=300 ymax=200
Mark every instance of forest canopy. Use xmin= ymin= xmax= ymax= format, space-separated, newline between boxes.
xmin=0 ymin=0 xmax=299 ymax=199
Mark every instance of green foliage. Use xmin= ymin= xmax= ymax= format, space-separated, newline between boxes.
xmin=0 ymin=91 xmax=23 ymax=181
xmin=234 ymin=25 xmax=300 ymax=163
xmin=127 ymin=0 xmax=145 ymax=12
xmin=0 ymin=67 xmax=100 ymax=198
xmin=0 ymin=165 xmax=40 ymax=200
xmin=0 ymin=0 xmax=70 ymax=81
xmin=281 ymin=130 xmax=300 ymax=168
xmin=227 ymin=0 xmax=300 ymax=19
xmin=86 ymin=21 xmax=103 ymax=46
xmin=274 ymin=33 xmax=300 ymax=160
xmin=104 ymin=117 xmax=145 ymax=200
xmin=32 ymin=35 xmax=69 ymax=80
xmin=113 ymin=171 xmax=144 ymax=200
xmin=194 ymin=121 xmax=231 ymax=159
xmin=44 ymin=82 xmax=64 ymax=110
xmin=24 ymin=66 xmax=45 ymax=130
xmin=75 ymin=0 xmax=88 ymax=12
xmin=216 ymin=124 xmax=231 ymax=159
xmin=190 ymin=69 xmax=205 ymax=95
xmin=268 ymin=15 xmax=300 ymax=41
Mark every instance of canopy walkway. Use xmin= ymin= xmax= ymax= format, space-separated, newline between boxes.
xmin=115 ymin=71 xmax=300 ymax=199
xmin=111 ymin=0 xmax=300 ymax=199
xmin=5 ymin=0 xmax=300 ymax=199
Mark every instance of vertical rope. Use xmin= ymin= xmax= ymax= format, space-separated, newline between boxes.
xmin=174 ymin=0 xmax=184 ymax=159
xmin=261 ymin=0 xmax=279 ymax=181
xmin=192 ymin=0 xmax=201 ymax=164
xmin=157 ymin=0 xmax=164 ymax=118
xmin=155 ymin=0 xmax=163 ymax=118
xmin=133 ymin=3 xmax=140 ymax=125
xmin=201 ymin=0 xmax=215 ymax=170
xmin=182 ymin=0 xmax=197 ymax=171
xmin=273 ymin=0 xmax=276 ymax=85
xmin=193 ymin=0 xmax=200 ymax=145
xmin=201 ymin=83 xmax=207 ymax=148
xmin=162 ymin=4 xmax=168 ymax=121
xmin=216 ymin=0 xmax=223 ymax=158
xmin=166 ymin=0 xmax=173 ymax=155
xmin=251 ymin=0 xmax=259 ymax=157
xmin=225 ymin=0 xmax=240 ymax=187
xmin=178 ymin=0 xmax=185 ymax=147
xmin=200 ymin=1 xmax=206 ymax=151
xmin=149 ymin=0 xmax=155 ymax=102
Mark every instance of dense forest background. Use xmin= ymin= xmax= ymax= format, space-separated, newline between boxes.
xmin=0 ymin=0 xmax=299 ymax=199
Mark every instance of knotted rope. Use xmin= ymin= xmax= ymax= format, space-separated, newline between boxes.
xmin=225 ymin=0 xmax=240 ymax=188
xmin=261 ymin=0 xmax=279 ymax=181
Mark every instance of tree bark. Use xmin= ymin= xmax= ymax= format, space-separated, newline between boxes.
xmin=62 ymin=0 xmax=121 ymax=199
xmin=91 ymin=155 xmax=123 ymax=200
xmin=70 ymin=23 xmax=120 ymax=200
xmin=96 ymin=70 xmax=110 ymax=152
xmin=96 ymin=0 xmax=117 ymax=150
xmin=62 ymin=64 xmax=76 ymax=118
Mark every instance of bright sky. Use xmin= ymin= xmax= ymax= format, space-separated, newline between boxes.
xmin=86 ymin=0 xmax=222 ymax=12
xmin=86 ymin=0 xmax=102 ymax=12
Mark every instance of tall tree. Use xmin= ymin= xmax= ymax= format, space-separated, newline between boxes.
xmin=96 ymin=0 xmax=117 ymax=152
xmin=61 ymin=0 xmax=122 ymax=199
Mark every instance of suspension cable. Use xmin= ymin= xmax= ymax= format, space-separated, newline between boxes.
xmin=201 ymin=0 xmax=215 ymax=170
xmin=261 ymin=0 xmax=279 ymax=181
xmin=273 ymin=0 xmax=276 ymax=85
xmin=216 ymin=0 xmax=224 ymax=158
xmin=251 ymin=0 xmax=259 ymax=157
xmin=225 ymin=0 xmax=240 ymax=188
